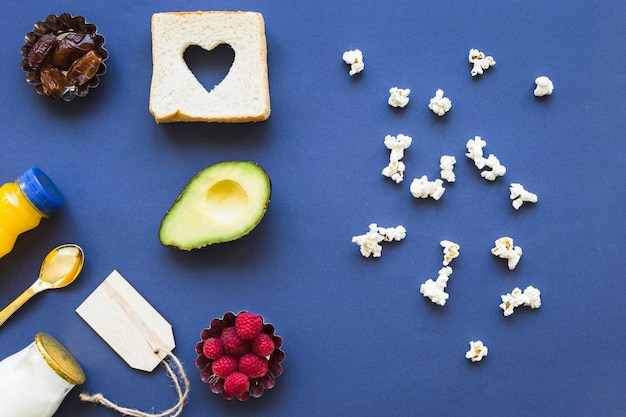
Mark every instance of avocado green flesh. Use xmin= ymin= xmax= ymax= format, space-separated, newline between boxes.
xmin=159 ymin=161 xmax=271 ymax=250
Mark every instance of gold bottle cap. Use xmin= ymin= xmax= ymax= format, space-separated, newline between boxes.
xmin=34 ymin=333 xmax=85 ymax=385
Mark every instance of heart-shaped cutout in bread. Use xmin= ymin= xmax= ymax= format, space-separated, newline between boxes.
xmin=183 ymin=43 xmax=235 ymax=94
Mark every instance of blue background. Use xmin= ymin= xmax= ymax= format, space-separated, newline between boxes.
xmin=1 ymin=1 xmax=624 ymax=416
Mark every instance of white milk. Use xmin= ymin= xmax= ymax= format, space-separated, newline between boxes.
xmin=0 ymin=333 xmax=84 ymax=417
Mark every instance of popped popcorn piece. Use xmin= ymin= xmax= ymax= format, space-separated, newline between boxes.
xmin=534 ymin=76 xmax=554 ymax=97
xmin=352 ymin=223 xmax=384 ymax=258
xmin=382 ymin=160 xmax=406 ymax=183
xmin=420 ymin=266 xmax=453 ymax=306
xmin=468 ymin=48 xmax=496 ymax=77
xmin=499 ymin=287 xmax=525 ymax=316
xmin=465 ymin=136 xmax=487 ymax=168
xmin=491 ymin=236 xmax=522 ymax=270
xmin=384 ymin=134 xmax=413 ymax=161
xmin=480 ymin=154 xmax=506 ymax=181
xmin=388 ymin=87 xmax=411 ymax=108
xmin=428 ymin=89 xmax=452 ymax=116
xmin=465 ymin=340 xmax=488 ymax=362
xmin=465 ymin=136 xmax=506 ymax=181
xmin=352 ymin=223 xmax=406 ymax=257
xmin=410 ymin=175 xmax=445 ymax=200
xmin=440 ymin=240 xmax=460 ymax=266
xmin=377 ymin=225 xmax=407 ymax=242
xmin=439 ymin=155 xmax=456 ymax=183
xmin=342 ymin=49 xmax=364 ymax=76
xmin=523 ymin=285 xmax=542 ymax=309
xmin=500 ymin=298 xmax=515 ymax=316
xmin=510 ymin=183 xmax=538 ymax=210
xmin=499 ymin=286 xmax=541 ymax=316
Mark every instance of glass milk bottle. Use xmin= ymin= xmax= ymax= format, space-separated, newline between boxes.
xmin=0 ymin=333 xmax=85 ymax=417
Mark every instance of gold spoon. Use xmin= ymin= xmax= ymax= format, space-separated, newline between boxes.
xmin=0 ymin=244 xmax=84 ymax=327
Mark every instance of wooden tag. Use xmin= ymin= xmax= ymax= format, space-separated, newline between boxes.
xmin=76 ymin=270 xmax=176 ymax=372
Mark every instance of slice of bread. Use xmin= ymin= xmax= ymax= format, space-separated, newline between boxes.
xmin=149 ymin=11 xmax=271 ymax=123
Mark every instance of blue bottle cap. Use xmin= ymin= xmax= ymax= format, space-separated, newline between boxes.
xmin=17 ymin=167 xmax=64 ymax=216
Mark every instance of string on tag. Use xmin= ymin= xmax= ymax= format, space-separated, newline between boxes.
xmin=79 ymin=349 xmax=190 ymax=417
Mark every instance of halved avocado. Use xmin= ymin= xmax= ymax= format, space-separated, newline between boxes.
xmin=159 ymin=161 xmax=271 ymax=250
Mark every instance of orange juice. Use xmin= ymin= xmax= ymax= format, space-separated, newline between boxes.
xmin=0 ymin=168 xmax=63 ymax=259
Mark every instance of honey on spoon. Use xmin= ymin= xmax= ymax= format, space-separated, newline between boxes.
xmin=0 ymin=244 xmax=84 ymax=327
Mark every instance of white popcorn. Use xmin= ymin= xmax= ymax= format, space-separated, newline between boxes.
xmin=384 ymin=134 xmax=413 ymax=161
xmin=499 ymin=286 xmax=541 ymax=316
xmin=480 ymin=154 xmax=506 ymax=181
xmin=428 ymin=89 xmax=452 ymax=116
xmin=410 ymin=176 xmax=445 ymax=200
xmin=469 ymin=48 xmax=496 ymax=77
xmin=510 ymin=183 xmax=538 ymax=210
xmin=534 ymin=76 xmax=554 ymax=97
xmin=382 ymin=160 xmax=406 ymax=183
xmin=342 ymin=49 xmax=364 ymax=76
xmin=352 ymin=223 xmax=384 ymax=258
xmin=465 ymin=340 xmax=489 ymax=362
xmin=440 ymin=240 xmax=460 ymax=266
xmin=382 ymin=134 xmax=412 ymax=184
xmin=439 ymin=155 xmax=456 ymax=183
xmin=466 ymin=137 xmax=506 ymax=181
xmin=499 ymin=293 xmax=517 ymax=316
xmin=388 ymin=87 xmax=411 ymax=108
xmin=523 ymin=285 xmax=542 ymax=309
xmin=352 ymin=223 xmax=406 ymax=258
xmin=420 ymin=266 xmax=453 ymax=306
xmin=377 ymin=225 xmax=407 ymax=242
xmin=465 ymin=136 xmax=487 ymax=168
xmin=491 ymin=236 xmax=523 ymax=270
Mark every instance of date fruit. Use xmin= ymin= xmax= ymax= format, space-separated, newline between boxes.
xmin=50 ymin=33 xmax=95 ymax=70
xmin=27 ymin=33 xmax=58 ymax=70
xmin=67 ymin=50 xmax=102 ymax=86
xmin=39 ymin=65 xmax=68 ymax=99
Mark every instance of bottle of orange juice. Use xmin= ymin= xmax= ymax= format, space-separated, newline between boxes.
xmin=0 ymin=167 xmax=64 ymax=259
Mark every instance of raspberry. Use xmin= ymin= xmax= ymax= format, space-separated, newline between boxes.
xmin=223 ymin=372 xmax=250 ymax=397
xmin=238 ymin=353 xmax=269 ymax=379
xmin=211 ymin=355 xmax=237 ymax=379
xmin=220 ymin=326 xmax=250 ymax=358
xmin=235 ymin=312 xmax=264 ymax=340
xmin=251 ymin=333 xmax=275 ymax=357
xmin=202 ymin=337 xmax=222 ymax=359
